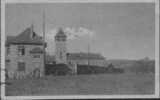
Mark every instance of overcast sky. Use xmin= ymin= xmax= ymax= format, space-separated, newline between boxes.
xmin=5 ymin=3 xmax=155 ymax=60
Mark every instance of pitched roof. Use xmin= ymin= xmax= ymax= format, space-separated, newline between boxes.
xmin=6 ymin=36 xmax=15 ymax=46
xmin=67 ymin=52 xmax=105 ymax=60
xmin=6 ymin=27 xmax=44 ymax=45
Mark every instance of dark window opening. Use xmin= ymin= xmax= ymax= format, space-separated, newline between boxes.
xmin=17 ymin=62 xmax=25 ymax=72
xmin=6 ymin=46 xmax=10 ymax=55
xmin=60 ymin=51 xmax=63 ymax=60
xmin=33 ymin=55 xmax=40 ymax=58
xmin=6 ymin=59 xmax=10 ymax=62
xmin=18 ymin=45 xmax=25 ymax=56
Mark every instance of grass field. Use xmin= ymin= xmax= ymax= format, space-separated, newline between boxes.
xmin=5 ymin=73 xmax=155 ymax=96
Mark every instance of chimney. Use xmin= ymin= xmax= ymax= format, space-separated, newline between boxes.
xmin=30 ymin=24 xmax=34 ymax=39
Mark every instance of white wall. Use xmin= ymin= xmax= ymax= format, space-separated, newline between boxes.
xmin=55 ymin=41 xmax=67 ymax=64
xmin=6 ymin=44 xmax=44 ymax=79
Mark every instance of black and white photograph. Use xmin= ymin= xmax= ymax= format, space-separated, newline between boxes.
xmin=1 ymin=0 xmax=159 ymax=99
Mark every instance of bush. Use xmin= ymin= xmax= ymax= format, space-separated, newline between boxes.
xmin=77 ymin=64 xmax=124 ymax=74
xmin=45 ymin=64 xmax=71 ymax=76
xmin=77 ymin=65 xmax=108 ymax=74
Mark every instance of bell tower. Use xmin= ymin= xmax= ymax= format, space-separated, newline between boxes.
xmin=55 ymin=28 xmax=67 ymax=64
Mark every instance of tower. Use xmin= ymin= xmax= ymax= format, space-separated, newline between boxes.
xmin=55 ymin=28 xmax=67 ymax=64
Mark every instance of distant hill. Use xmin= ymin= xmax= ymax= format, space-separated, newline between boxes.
xmin=107 ymin=59 xmax=155 ymax=73
xmin=107 ymin=59 xmax=137 ymax=68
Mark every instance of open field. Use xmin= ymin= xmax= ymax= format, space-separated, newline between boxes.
xmin=5 ymin=73 xmax=154 ymax=96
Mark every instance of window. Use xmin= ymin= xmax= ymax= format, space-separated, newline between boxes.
xmin=17 ymin=62 xmax=25 ymax=72
xmin=33 ymin=55 xmax=40 ymax=58
xmin=6 ymin=46 xmax=10 ymax=55
xmin=6 ymin=59 xmax=10 ymax=63
xmin=60 ymin=51 xmax=63 ymax=59
xmin=17 ymin=45 xmax=25 ymax=56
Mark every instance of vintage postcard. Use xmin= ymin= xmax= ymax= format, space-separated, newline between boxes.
xmin=1 ymin=0 xmax=159 ymax=99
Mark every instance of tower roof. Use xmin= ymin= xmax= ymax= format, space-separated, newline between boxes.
xmin=55 ymin=28 xmax=67 ymax=38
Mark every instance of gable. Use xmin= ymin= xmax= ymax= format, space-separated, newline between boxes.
xmin=6 ymin=27 xmax=44 ymax=46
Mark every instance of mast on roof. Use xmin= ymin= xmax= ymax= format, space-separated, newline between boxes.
xmin=30 ymin=23 xmax=34 ymax=38
xmin=42 ymin=10 xmax=46 ymax=76
xmin=31 ymin=23 xmax=34 ymax=33
xmin=88 ymin=36 xmax=90 ymax=66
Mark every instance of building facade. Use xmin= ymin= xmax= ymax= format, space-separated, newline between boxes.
xmin=6 ymin=26 xmax=45 ymax=79
xmin=55 ymin=28 xmax=67 ymax=64
xmin=67 ymin=52 xmax=107 ymax=67
xmin=54 ymin=28 xmax=108 ymax=74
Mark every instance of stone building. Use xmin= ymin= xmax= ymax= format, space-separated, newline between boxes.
xmin=5 ymin=25 xmax=46 ymax=79
xmin=54 ymin=28 xmax=107 ymax=73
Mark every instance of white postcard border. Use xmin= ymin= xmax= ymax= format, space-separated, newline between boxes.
xmin=1 ymin=0 xmax=159 ymax=99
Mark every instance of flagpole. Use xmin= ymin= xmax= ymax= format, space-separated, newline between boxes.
xmin=43 ymin=11 xmax=46 ymax=77
xmin=88 ymin=36 xmax=90 ymax=66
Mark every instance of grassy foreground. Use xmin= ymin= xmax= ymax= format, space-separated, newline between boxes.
xmin=6 ymin=73 xmax=154 ymax=96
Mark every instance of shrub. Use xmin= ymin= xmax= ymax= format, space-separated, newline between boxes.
xmin=77 ymin=64 xmax=124 ymax=74
xmin=45 ymin=64 xmax=71 ymax=76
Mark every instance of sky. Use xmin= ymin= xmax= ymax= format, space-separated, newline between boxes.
xmin=5 ymin=3 xmax=155 ymax=60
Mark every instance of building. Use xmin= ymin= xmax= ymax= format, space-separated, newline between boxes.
xmin=54 ymin=28 xmax=108 ymax=73
xmin=54 ymin=28 xmax=67 ymax=64
xmin=5 ymin=26 xmax=107 ymax=78
xmin=67 ymin=52 xmax=107 ymax=67
xmin=5 ymin=25 xmax=46 ymax=79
